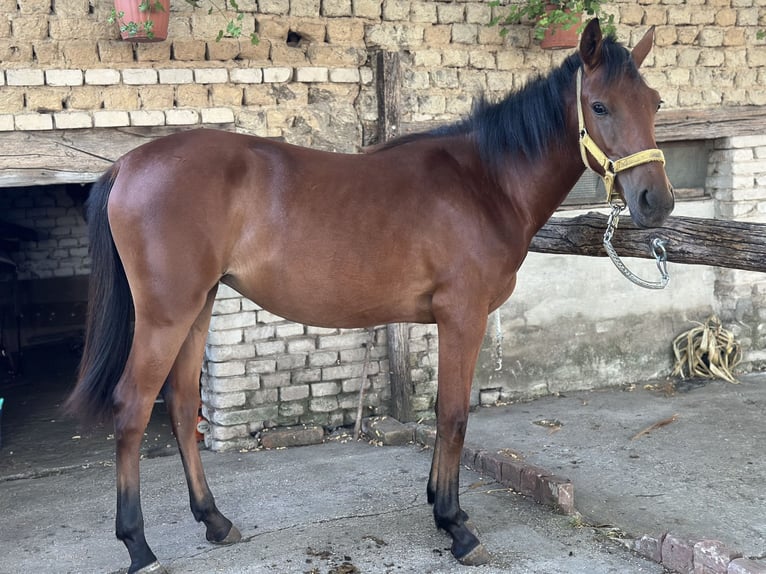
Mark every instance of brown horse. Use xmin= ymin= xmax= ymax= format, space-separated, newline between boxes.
xmin=66 ymin=20 xmax=673 ymax=573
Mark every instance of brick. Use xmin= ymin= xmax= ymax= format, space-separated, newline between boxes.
xmin=694 ymin=540 xmax=742 ymax=574
xmin=329 ymin=67 xmax=360 ymax=83
xmin=230 ymin=68 xmax=263 ymax=84
xmin=728 ymin=558 xmax=766 ymax=574
xmin=206 ymin=360 xmax=246 ymax=378
xmin=206 ymin=391 xmax=246 ymax=409
xmin=158 ymin=68 xmax=194 ymax=84
xmin=15 ymin=113 xmax=53 ymax=130
xmin=208 ymin=406 xmax=279 ymax=426
xmin=279 ymin=384 xmax=310 ymax=401
xmin=45 ymin=69 xmax=83 ymax=86
xmin=256 ymin=340 xmax=285 ymax=356
xmin=309 ymin=396 xmax=338 ymax=412
xmin=205 ymin=343 xmax=255 ymax=362
xmin=263 ymin=68 xmax=293 ymax=83
xmin=261 ymin=372 xmax=291 ymax=388
xmin=311 ymin=381 xmax=340 ymax=397
xmin=276 ymin=354 xmax=306 ymax=370
xmin=259 ymin=0 xmax=289 ymax=14
xmin=353 ymin=0 xmax=380 ymax=19
xmin=53 ymin=112 xmax=92 ymax=129
xmin=291 ymin=369 xmax=321 ymax=384
xmin=171 ymin=39 xmax=207 ymax=61
xmin=322 ymin=363 xmax=365 ymax=380
xmin=662 ymin=533 xmax=696 ymax=574
xmin=632 ymin=534 xmax=665 ymax=563
xmin=0 ymin=115 xmax=14 ymax=131
xmin=84 ymin=69 xmax=120 ymax=85
xmin=362 ymin=416 xmax=413 ymax=445
xmin=201 ymin=107 xmax=235 ymax=124
xmin=210 ymin=311 xmax=256 ymax=330
xmin=122 ymin=68 xmax=158 ymax=85
xmin=535 ymin=475 xmax=574 ymax=515
xmin=290 ymin=0 xmax=320 ymax=17
xmin=194 ymin=68 xmax=229 ymax=84
xmin=437 ymin=3 xmax=464 ymax=24
xmin=247 ymin=359 xmax=277 ymax=374
xmin=322 ymin=0 xmax=351 ymax=17
xmin=318 ymin=331 xmax=369 ymax=350
xmin=208 ymin=375 xmax=260 ymax=392
xmin=295 ymin=66 xmax=329 ymax=82
xmin=260 ymin=424 xmax=324 ymax=448
xmin=6 ymin=69 xmax=44 ymax=86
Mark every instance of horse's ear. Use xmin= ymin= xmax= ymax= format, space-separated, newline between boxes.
xmin=579 ymin=18 xmax=603 ymax=71
xmin=631 ymin=26 xmax=655 ymax=68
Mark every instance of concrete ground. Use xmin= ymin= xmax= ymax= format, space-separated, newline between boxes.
xmin=0 ymin=363 xmax=764 ymax=573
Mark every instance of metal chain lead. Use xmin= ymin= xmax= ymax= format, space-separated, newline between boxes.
xmin=603 ymin=203 xmax=670 ymax=290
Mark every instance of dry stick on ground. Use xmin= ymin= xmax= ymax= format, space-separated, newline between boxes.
xmin=630 ymin=414 xmax=680 ymax=441
xmin=353 ymin=330 xmax=375 ymax=440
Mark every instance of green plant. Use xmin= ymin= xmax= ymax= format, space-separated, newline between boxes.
xmin=108 ymin=0 xmax=165 ymax=40
xmin=108 ymin=0 xmax=259 ymax=44
xmin=185 ymin=0 xmax=259 ymax=44
xmin=489 ymin=0 xmax=616 ymax=41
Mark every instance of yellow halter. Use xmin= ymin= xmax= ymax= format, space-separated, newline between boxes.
xmin=576 ymin=68 xmax=665 ymax=204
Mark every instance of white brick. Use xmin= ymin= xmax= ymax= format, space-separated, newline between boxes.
xmin=84 ymin=69 xmax=121 ymax=85
xmin=230 ymin=68 xmax=263 ymax=83
xmin=6 ymin=69 xmax=44 ymax=86
xmin=206 ymin=391 xmax=246 ymax=408
xmin=210 ymin=311 xmax=256 ymax=330
xmin=45 ymin=69 xmax=84 ymax=86
xmin=15 ymin=113 xmax=53 ymax=130
xmin=280 ymin=385 xmax=309 ymax=401
xmin=0 ymin=115 xmax=15 ymax=131
xmin=295 ymin=67 xmax=329 ymax=82
xmin=360 ymin=67 xmax=373 ymax=84
xmin=329 ymin=68 xmax=360 ymax=83
xmin=216 ymin=284 xmax=243 ymax=299
xmin=201 ymin=107 xmax=235 ymax=124
xmin=208 ymin=375 xmax=260 ymax=392
xmin=122 ymin=68 xmax=158 ymax=84
xmin=206 ymin=329 xmax=244 ymax=345
xmin=158 ymin=68 xmax=194 ymax=84
xmin=165 ymin=109 xmax=200 ymax=125
xmin=206 ymin=360 xmax=246 ymax=377
xmin=93 ymin=110 xmax=130 ymax=127
xmin=0 ymin=71 xmax=4 ymax=86
xmin=311 ymin=381 xmax=339 ymax=397
xmin=728 ymin=135 xmax=766 ymax=149
xmin=262 ymin=67 xmax=293 ymax=83
xmin=130 ymin=110 xmax=166 ymax=126
xmin=53 ymin=112 xmax=93 ymax=129
xmin=194 ymin=68 xmax=229 ymax=83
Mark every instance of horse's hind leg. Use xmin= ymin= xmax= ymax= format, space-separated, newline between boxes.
xmin=163 ymin=285 xmax=240 ymax=545
xmin=113 ymin=320 xmax=194 ymax=573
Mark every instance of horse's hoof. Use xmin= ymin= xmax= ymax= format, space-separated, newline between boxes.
xmin=464 ymin=519 xmax=480 ymax=538
xmin=134 ymin=561 xmax=168 ymax=574
xmin=457 ymin=543 xmax=492 ymax=566
xmin=211 ymin=524 xmax=241 ymax=545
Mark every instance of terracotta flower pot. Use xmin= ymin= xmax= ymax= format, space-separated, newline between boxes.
xmin=539 ymin=4 xmax=582 ymax=49
xmin=112 ymin=0 xmax=170 ymax=42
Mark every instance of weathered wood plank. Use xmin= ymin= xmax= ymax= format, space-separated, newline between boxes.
xmin=0 ymin=126 xmax=216 ymax=187
xmin=654 ymin=106 xmax=766 ymax=142
xmin=531 ymin=212 xmax=766 ymax=274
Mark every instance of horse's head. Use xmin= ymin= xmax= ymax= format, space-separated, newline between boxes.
xmin=577 ymin=19 xmax=674 ymax=228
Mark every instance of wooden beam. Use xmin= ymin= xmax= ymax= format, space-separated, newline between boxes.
xmin=531 ymin=212 xmax=766 ymax=274
xmin=375 ymin=50 xmax=415 ymax=423
xmin=0 ymin=126 xmax=218 ymax=187
xmin=654 ymin=106 xmax=766 ymax=142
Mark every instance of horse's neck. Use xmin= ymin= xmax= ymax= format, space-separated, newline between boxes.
xmin=498 ymin=136 xmax=586 ymax=237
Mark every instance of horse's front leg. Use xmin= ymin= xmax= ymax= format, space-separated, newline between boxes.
xmin=430 ymin=307 xmax=491 ymax=566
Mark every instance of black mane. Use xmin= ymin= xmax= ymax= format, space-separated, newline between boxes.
xmin=377 ymin=36 xmax=638 ymax=173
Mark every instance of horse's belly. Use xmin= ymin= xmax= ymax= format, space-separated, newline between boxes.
xmin=221 ymin=263 xmax=435 ymax=329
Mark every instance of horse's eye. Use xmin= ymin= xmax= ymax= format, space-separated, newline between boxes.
xmin=592 ymin=102 xmax=608 ymax=116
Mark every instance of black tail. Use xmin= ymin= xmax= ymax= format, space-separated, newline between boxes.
xmin=65 ymin=166 xmax=133 ymax=422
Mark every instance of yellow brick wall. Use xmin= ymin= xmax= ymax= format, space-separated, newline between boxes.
xmin=0 ymin=0 xmax=764 ymax=149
